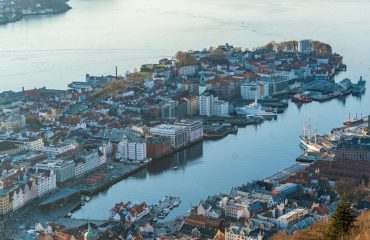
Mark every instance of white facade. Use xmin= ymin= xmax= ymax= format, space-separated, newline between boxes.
xmin=43 ymin=143 xmax=76 ymax=159
xmin=199 ymin=94 xmax=214 ymax=116
xmin=213 ymin=100 xmax=229 ymax=117
xmin=116 ymin=137 xmax=147 ymax=161
xmin=241 ymin=82 xmax=270 ymax=100
xmin=178 ymin=65 xmax=196 ymax=76
xmin=175 ymin=120 xmax=203 ymax=143
xmin=36 ymin=171 xmax=57 ymax=198
xmin=150 ymin=124 xmax=188 ymax=150
xmin=20 ymin=138 xmax=44 ymax=151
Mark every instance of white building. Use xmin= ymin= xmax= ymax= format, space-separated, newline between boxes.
xmin=43 ymin=143 xmax=76 ymax=159
xmin=213 ymin=100 xmax=229 ymax=117
xmin=199 ymin=93 xmax=229 ymax=117
xmin=116 ymin=136 xmax=147 ymax=161
xmin=277 ymin=208 xmax=307 ymax=228
xmin=36 ymin=170 xmax=57 ymax=198
xmin=175 ymin=120 xmax=203 ymax=143
xmin=199 ymin=93 xmax=215 ymax=117
xmin=241 ymin=82 xmax=270 ymax=100
xmin=178 ymin=65 xmax=197 ymax=76
xmin=19 ymin=138 xmax=44 ymax=151
xmin=150 ymin=124 xmax=188 ymax=150
xmin=74 ymin=150 xmax=102 ymax=177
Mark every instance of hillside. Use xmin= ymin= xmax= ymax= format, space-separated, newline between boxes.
xmin=270 ymin=210 xmax=370 ymax=240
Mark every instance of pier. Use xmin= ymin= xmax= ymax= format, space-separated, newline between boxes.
xmin=136 ymin=196 xmax=181 ymax=227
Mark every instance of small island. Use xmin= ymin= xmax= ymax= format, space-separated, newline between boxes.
xmin=0 ymin=0 xmax=71 ymax=24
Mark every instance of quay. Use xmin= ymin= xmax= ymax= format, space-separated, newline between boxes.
xmin=265 ymin=163 xmax=309 ymax=181
xmin=55 ymin=218 xmax=108 ymax=228
xmin=75 ymin=162 xmax=147 ymax=195
xmin=136 ymin=196 xmax=181 ymax=227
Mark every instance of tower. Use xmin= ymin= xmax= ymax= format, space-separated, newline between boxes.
xmin=84 ymin=223 xmax=97 ymax=240
xmin=199 ymin=73 xmax=207 ymax=95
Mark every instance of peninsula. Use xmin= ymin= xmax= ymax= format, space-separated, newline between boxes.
xmin=0 ymin=0 xmax=71 ymax=24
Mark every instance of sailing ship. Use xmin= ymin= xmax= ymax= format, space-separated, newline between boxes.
xmin=299 ymin=121 xmax=323 ymax=152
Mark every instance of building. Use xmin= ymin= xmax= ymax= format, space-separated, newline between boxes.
xmin=241 ymin=82 xmax=270 ymax=100
xmin=225 ymin=223 xmax=261 ymax=240
xmin=277 ymin=208 xmax=307 ymax=228
xmin=146 ymin=135 xmax=172 ymax=159
xmin=334 ymin=137 xmax=370 ymax=161
xmin=116 ymin=135 xmax=147 ymax=161
xmin=150 ymin=124 xmax=188 ymax=150
xmin=199 ymin=92 xmax=229 ymax=117
xmin=127 ymin=202 xmax=150 ymax=222
xmin=199 ymin=74 xmax=207 ymax=95
xmin=225 ymin=202 xmax=249 ymax=220
xmin=175 ymin=120 xmax=203 ymax=143
xmin=74 ymin=150 xmax=102 ymax=177
xmin=272 ymin=183 xmax=301 ymax=198
xmin=0 ymin=192 xmax=12 ymax=215
xmin=36 ymin=170 xmax=57 ymax=198
xmin=36 ymin=160 xmax=76 ymax=183
xmin=213 ymin=100 xmax=229 ymax=117
xmin=178 ymin=65 xmax=197 ymax=76
xmin=43 ymin=143 xmax=76 ymax=159
xmin=16 ymin=137 xmax=44 ymax=151
xmin=161 ymin=100 xmax=178 ymax=120
xmin=298 ymin=40 xmax=312 ymax=54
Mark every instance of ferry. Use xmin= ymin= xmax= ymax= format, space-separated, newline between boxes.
xmin=235 ymin=99 xmax=277 ymax=119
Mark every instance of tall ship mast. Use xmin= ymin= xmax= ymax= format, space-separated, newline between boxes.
xmin=299 ymin=120 xmax=322 ymax=152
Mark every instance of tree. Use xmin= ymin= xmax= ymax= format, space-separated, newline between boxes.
xmin=175 ymin=51 xmax=197 ymax=66
xmin=326 ymin=198 xmax=356 ymax=240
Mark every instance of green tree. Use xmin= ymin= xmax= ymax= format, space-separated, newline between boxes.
xmin=326 ymin=198 xmax=356 ymax=240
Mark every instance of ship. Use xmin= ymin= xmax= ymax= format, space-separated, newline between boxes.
xmin=299 ymin=122 xmax=323 ymax=153
xmin=338 ymin=78 xmax=352 ymax=95
xmin=235 ymin=99 xmax=277 ymax=119
xmin=352 ymin=76 xmax=366 ymax=96
xmin=343 ymin=113 xmax=364 ymax=126
xmin=292 ymin=92 xmax=312 ymax=103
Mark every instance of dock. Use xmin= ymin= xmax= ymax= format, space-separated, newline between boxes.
xmin=136 ymin=196 xmax=181 ymax=227
xmin=75 ymin=163 xmax=147 ymax=195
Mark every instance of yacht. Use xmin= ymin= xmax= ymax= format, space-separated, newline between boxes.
xmin=235 ymin=99 xmax=277 ymax=119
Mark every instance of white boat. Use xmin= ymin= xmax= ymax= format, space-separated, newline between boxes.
xmin=300 ymin=122 xmax=323 ymax=153
xmin=173 ymin=166 xmax=178 ymax=170
xmin=85 ymin=196 xmax=90 ymax=202
xmin=235 ymin=99 xmax=277 ymax=119
xmin=163 ymin=208 xmax=170 ymax=215
xmin=172 ymin=200 xmax=180 ymax=207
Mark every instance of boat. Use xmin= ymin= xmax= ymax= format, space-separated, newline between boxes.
xmin=352 ymin=76 xmax=366 ymax=95
xmin=81 ymin=201 xmax=85 ymax=206
xmin=67 ymin=212 xmax=72 ymax=217
xmin=343 ymin=113 xmax=364 ymax=126
xmin=173 ymin=166 xmax=178 ymax=170
xmin=169 ymin=205 xmax=174 ymax=210
xmin=163 ymin=208 xmax=170 ymax=215
xmin=292 ymin=92 xmax=312 ymax=103
xmin=172 ymin=200 xmax=180 ymax=207
xmin=299 ymin=122 xmax=323 ymax=153
xmin=152 ymin=217 xmax=158 ymax=222
xmin=85 ymin=196 xmax=90 ymax=202
xmin=158 ymin=213 xmax=165 ymax=219
xmin=338 ymin=78 xmax=352 ymax=94
xmin=235 ymin=99 xmax=277 ymax=119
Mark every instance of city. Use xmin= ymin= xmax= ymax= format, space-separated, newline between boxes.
xmin=1 ymin=1 xmax=370 ymax=240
